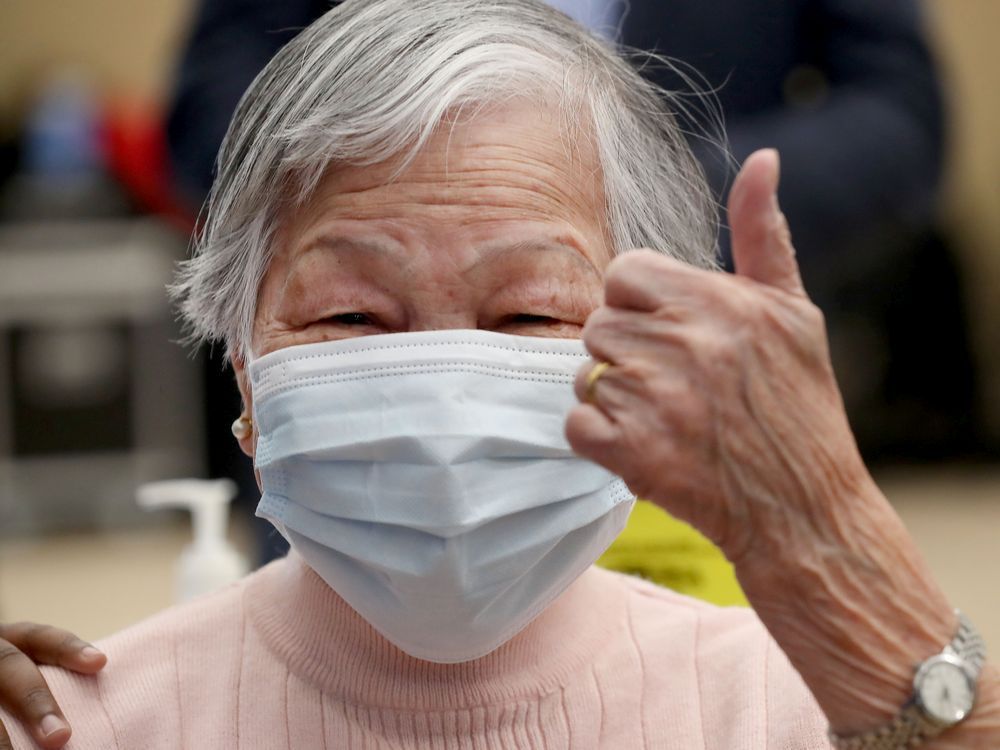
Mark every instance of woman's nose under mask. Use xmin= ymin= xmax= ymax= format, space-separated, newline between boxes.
xmin=250 ymin=329 xmax=635 ymax=663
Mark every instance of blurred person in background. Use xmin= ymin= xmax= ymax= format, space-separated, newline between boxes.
xmin=164 ymin=0 xmax=970 ymax=569
xmin=0 ymin=1 xmax=998 ymax=748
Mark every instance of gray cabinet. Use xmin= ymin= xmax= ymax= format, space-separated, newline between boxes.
xmin=0 ymin=220 xmax=204 ymax=535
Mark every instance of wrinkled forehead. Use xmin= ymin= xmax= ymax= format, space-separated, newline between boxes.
xmin=276 ymin=99 xmax=613 ymax=264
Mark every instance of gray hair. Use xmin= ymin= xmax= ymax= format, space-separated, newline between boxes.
xmin=172 ymin=0 xmax=720 ymax=355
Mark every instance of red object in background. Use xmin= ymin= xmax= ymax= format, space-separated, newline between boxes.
xmin=101 ymin=100 xmax=197 ymax=232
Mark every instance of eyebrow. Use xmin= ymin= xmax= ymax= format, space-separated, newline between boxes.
xmin=302 ymin=234 xmax=602 ymax=280
xmin=473 ymin=237 xmax=602 ymax=278
xmin=303 ymin=235 xmax=401 ymax=259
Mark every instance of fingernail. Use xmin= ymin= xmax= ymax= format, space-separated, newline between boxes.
xmin=81 ymin=646 xmax=103 ymax=660
xmin=40 ymin=714 xmax=68 ymax=738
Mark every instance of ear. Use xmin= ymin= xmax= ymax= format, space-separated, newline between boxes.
xmin=231 ymin=353 xmax=263 ymax=492
xmin=230 ymin=353 xmax=256 ymax=460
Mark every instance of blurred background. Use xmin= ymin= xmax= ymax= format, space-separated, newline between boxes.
xmin=0 ymin=0 xmax=998 ymax=652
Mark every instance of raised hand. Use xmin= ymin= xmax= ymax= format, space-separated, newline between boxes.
xmin=566 ymin=148 xmax=855 ymax=564
xmin=565 ymin=148 xmax=972 ymax=736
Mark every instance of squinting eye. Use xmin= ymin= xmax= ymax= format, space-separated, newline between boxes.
xmin=506 ymin=314 xmax=557 ymax=326
xmin=329 ymin=312 xmax=374 ymax=326
xmin=492 ymin=312 xmax=582 ymax=338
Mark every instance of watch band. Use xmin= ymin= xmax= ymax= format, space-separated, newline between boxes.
xmin=954 ymin=611 xmax=988 ymax=676
xmin=829 ymin=610 xmax=986 ymax=749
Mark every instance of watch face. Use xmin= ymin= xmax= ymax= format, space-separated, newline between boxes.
xmin=916 ymin=655 xmax=976 ymax=725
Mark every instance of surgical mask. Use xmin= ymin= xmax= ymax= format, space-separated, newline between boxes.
xmin=251 ymin=329 xmax=635 ymax=663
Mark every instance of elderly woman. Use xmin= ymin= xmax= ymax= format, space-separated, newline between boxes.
xmin=1 ymin=0 xmax=997 ymax=747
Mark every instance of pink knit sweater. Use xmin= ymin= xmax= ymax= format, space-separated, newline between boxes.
xmin=2 ymin=554 xmax=833 ymax=748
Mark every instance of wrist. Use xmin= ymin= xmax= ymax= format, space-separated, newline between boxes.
xmin=828 ymin=610 xmax=989 ymax=748
xmin=733 ymin=477 xmax=955 ymax=732
xmin=922 ymin=664 xmax=1000 ymax=748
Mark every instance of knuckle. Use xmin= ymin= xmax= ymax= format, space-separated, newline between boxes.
xmin=602 ymin=268 xmax=631 ymax=302
xmin=651 ymin=300 xmax=691 ymax=326
xmin=581 ymin=307 xmax=612 ymax=339
xmin=774 ymin=210 xmax=793 ymax=247
xmin=21 ymin=686 xmax=54 ymax=712
xmin=20 ymin=624 xmax=49 ymax=644
xmin=57 ymin=633 xmax=82 ymax=654
xmin=800 ymin=299 xmax=826 ymax=331
xmin=630 ymin=248 xmax=668 ymax=276
xmin=606 ymin=249 xmax=652 ymax=283
xmin=614 ymin=358 xmax=650 ymax=386
xmin=0 ymin=644 xmax=24 ymax=666
xmin=564 ymin=414 xmax=595 ymax=454
xmin=647 ymin=372 xmax=685 ymax=406
xmin=666 ymin=326 xmax=702 ymax=364
xmin=702 ymin=328 xmax=739 ymax=371
xmin=629 ymin=247 xmax=666 ymax=265
xmin=714 ymin=277 xmax=749 ymax=312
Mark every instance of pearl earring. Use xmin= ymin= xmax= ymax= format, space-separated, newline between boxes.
xmin=231 ymin=416 xmax=253 ymax=440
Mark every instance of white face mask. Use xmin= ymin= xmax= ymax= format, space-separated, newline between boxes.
xmin=250 ymin=329 xmax=635 ymax=663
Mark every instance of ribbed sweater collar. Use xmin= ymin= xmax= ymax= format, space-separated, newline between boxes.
xmin=246 ymin=553 xmax=627 ymax=710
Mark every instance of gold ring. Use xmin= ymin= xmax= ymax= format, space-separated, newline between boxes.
xmin=585 ymin=361 xmax=612 ymax=404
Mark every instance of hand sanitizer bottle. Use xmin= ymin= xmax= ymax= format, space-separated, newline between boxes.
xmin=137 ymin=479 xmax=250 ymax=602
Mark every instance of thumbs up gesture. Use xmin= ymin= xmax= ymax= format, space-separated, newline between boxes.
xmin=567 ymin=148 xmax=859 ymax=563
xmin=566 ymin=149 xmax=966 ymax=732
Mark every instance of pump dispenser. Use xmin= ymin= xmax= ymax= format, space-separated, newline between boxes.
xmin=137 ymin=479 xmax=250 ymax=602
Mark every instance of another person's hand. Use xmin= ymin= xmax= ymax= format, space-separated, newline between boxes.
xmin=0 ymin=622 xmax=106 ymax=749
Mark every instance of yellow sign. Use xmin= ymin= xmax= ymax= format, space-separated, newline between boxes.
xmin=597 ymin=500 xmax=747 ymax=607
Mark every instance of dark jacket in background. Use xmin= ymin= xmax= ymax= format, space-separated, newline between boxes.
xmin=168 ymin=0 xmax=946 ymax=268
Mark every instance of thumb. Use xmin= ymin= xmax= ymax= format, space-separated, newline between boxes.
xmin=728 ymin=149 xmax=805 ymax=296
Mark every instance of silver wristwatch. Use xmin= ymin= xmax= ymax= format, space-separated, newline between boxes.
xmin=829 ymin=610 xmax=987 ymax=749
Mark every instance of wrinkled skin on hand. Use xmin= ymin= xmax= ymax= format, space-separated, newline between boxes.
xmin=568 ymin=149 xmax=860 ymax=569
xmin=567 ymin=151 xmax=1000 ymax=743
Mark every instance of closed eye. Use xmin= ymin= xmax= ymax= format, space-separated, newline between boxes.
xmin=327 ymin=312 xmax=376 ymax=326
xmin=502 ymin=313 xmax=558 ymax=326
xmin=492 ymin=313 xmax=582 ymax=338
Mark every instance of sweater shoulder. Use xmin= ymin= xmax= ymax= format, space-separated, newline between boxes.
xmin=94 ymin=570 xmax=248 ymax=657
xmin=601 ymin=564 xmax=758 ymax=624
xmin=596 ymin=567 xmax=831 ymax=747
xmin=596 ymin=565 xmax=774 ymax=669
xmin=0 ymin=572 xmax=253 ymax=749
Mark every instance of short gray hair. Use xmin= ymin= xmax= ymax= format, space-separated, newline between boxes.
xmin=172 ymin=0 xmax=720 ymax=355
